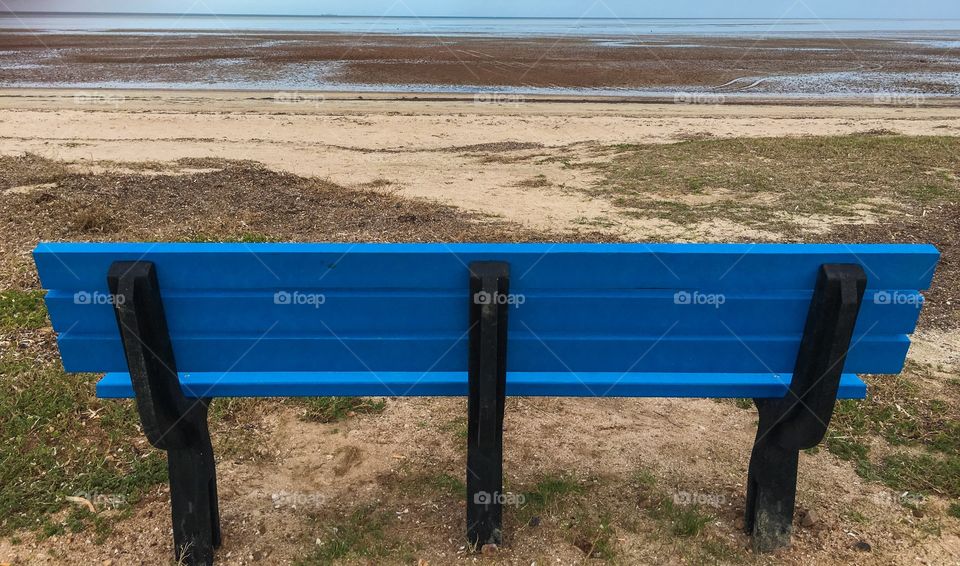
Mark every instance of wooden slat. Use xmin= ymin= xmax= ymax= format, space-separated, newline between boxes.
xmin=42 ymin=289 xmax=926 ymax=336
xmin=35 ymin=242 xmax=939 ymax=291
xmin=96 ymin=372 xmax=868 ymax=399
xmin=56 ymin=333 xmax=910 ymax=374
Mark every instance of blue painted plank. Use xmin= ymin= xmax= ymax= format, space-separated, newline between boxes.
xmin=42 ymin=289 xmax=926 ymax=336
xmin=34 ymin=242 xmax=939 ymax=292
xmin=96 ymin=372 xmax=868 ymax=399
xmin=57 ymin=333 xmax=910 ymax=374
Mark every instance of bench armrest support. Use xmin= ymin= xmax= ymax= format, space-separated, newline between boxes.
xmin=746 ymin=263 xmax=866 ymax=553
xmin=108 ymin=261 xmax=221 ymax=565
xmin=760 ymin=263 xmax=867 ymax=451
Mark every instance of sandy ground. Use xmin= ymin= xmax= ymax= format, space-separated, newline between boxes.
xmin=2 ymin=89 xmax=960 ymax=238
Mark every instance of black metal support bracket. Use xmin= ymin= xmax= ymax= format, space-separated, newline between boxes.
xmin=466 ymin=261 xmax=510 ymax=548
xmin=108 ymin=261 xmax=221 ymax=566
xmin=745 ymin=264 xmax=866 ymax=553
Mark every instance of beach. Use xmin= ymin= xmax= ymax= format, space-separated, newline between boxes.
xmin=2 ymin=88 xmax=960 ymax=238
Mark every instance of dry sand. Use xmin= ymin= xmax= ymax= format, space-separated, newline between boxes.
xmin=3 ymin=88 xmax=960 ymax=239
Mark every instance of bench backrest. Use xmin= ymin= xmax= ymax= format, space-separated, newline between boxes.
xmin=35 ymin=243 xmax=937 ymax=376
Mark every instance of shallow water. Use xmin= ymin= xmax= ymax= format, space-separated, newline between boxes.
xmin=10 ymin=76 xmax=960 ymax=99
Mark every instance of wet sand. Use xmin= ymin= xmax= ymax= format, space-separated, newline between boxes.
xmin=1 ymin=31 xmax=960 ymax=96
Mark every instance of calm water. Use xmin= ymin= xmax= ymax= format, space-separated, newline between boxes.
xmin=3 ymin=13 xmax=960 ymax=37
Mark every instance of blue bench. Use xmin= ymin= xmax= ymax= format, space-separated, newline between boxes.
xmin=35 ymin=242 xmax=938 ymax=564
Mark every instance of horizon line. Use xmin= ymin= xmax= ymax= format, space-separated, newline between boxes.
xmin=2 ymin=11 xmax=954 ymax=21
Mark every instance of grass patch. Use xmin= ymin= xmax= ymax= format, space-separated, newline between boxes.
xmin=292 ymin=397 xmax=386 ymax=423
xmin=0 ymin=290 xmax=47 ymax=330
xmin=515 ymin=174 xmax=552 ymax=188
xmin=426 ymin=472 xmax=466 ymax=496
xmin=0 ymin=355 xmax=167 ymax=536
xmin=591 ymin=135 xmax=960 ymax=228
xmin=633 ymin=467 xmax=714 ymax=538
xmin=511 ymin=474 xmax=620 ymax=559
xmin=649 ymin=498 xmax=714 ymax=537
xmin=442 ymin=415 xmax=469 ymax=445
xmin=571 ymin=514 xmax=617 ymax=560
xmin=826 ymin=366 xmax=960 ymax=499
xmin=296 ymin=506 xmax=413 ymax=565
xmin=948 ymin=503 xmax=960 ymax=520
xmin=876 ymin=453 xmax=960 ymax=498
xmin=518 ymin=474 xmax=584 ymax=520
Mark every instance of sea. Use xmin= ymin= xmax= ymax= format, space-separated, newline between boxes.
xmin=2 ymin=13 xmax=960 ymax=37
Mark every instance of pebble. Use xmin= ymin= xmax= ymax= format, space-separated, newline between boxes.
xmin=800 ymin=509 xmax=819 ymax=528
xmin=854 ymin=540 xmax=872 ymax=552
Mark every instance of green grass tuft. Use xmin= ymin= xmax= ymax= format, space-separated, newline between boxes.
xmin=0 ymin=290 xmax=48 ymax=330
xmin=296 ymin=506 xmax=413 ymax=565
xmin=292 ymin=397 xmax=386 ymax=423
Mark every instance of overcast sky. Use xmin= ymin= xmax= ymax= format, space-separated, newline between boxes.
xmin=4 ymin=0 xmax=960 ymax=19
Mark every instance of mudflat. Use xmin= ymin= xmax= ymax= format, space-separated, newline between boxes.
xmin=1 ymin=32 xmax=960 ymax=95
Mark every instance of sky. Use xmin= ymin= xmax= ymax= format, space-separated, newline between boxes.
xmin=4 ymin=0 xmax=960 ymax=19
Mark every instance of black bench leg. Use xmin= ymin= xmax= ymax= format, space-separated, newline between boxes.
xmin=745 ymin=403 xmax=801 ymax=552
xmin=108 ymin=261 xmax=222 ymax=566
xmin=169 ymin=399 xmax=221 ymax=565
xmin=744 ymin=264 xmax=866 ymax=553
xmin=466 ymin=262 xmax=510 ymax=548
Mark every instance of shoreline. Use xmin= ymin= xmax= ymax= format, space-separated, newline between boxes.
xmin=3 ymin=87 xmax=960 ymax=108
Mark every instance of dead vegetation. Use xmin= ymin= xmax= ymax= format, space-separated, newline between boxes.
xmin=0 ymin=155 xmax=609 ymax=290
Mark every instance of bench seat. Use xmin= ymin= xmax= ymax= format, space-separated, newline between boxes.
xmin=96 ymin=371 xmax=868 ymax=399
